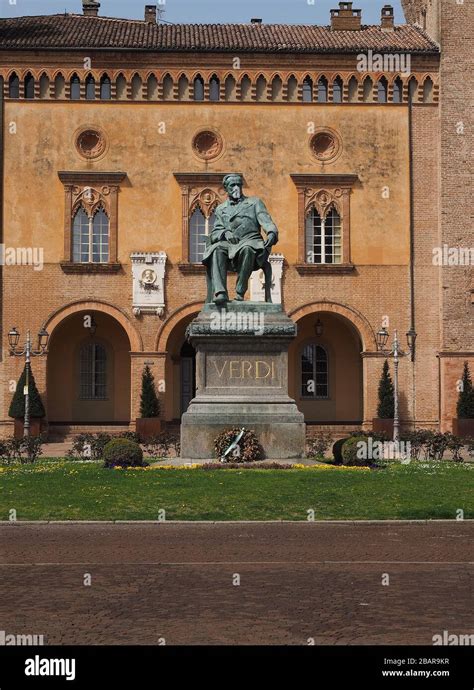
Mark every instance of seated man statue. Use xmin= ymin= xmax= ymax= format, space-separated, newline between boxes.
xmin=202 ymin=173 xmax=278 ymax=305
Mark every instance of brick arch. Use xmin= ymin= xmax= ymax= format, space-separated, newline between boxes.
xmin=43 ymin=300 xmax=143 ymax=352
xmin=155 ymin=301 xmax=204 ymax=353
xmin=288 ymin=301 xmax=376 ymax=352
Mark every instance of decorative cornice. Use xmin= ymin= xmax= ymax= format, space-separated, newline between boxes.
xmin=58 ymin=171 xmax=127 ymax=185
xmin=290 ymin=174 xmax=359 ymax=188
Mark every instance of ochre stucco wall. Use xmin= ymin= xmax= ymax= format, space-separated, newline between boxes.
xmin=4 ymin=101 xmax=410 ymax=266
xmin=0 ymin=99 xmax=442 ymax=432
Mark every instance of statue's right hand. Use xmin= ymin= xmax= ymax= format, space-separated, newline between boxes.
xmin=225 ymin=231 xmax=239 ymax=244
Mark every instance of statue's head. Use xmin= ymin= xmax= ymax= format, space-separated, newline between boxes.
xmin=223 ymin=174 xmax=243 ymax=202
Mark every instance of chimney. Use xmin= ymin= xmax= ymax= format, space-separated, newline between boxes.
xmin=330 ymin=2 xmax=362 ymax=31
xmin=145 ymin=5 xmax=157 ymax=24
xmin=251 ymin=18 xmax=262 ymax=24
xmin=381 ymin=5 xmax=394 ymax=30
xmin=82 ymin=1 xmax=100 ymax=16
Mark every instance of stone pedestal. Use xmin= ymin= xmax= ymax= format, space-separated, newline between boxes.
xmin=180 ymin=302 xmax=305 ymax=459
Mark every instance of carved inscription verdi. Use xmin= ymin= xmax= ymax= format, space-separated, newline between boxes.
xmin=206 ymin=356 xmax=280 ymax=388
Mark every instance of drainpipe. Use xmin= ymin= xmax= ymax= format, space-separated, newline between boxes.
xmin=0 ymin=78 xmax=3 ymax=363
xmin=408 ymin=91 xmax=416 ymax=428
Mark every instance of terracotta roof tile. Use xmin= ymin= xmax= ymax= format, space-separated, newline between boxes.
xmin=0 ymin=14 xmax=439 ymax=53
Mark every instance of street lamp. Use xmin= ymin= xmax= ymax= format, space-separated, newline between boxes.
xmin=314 ymin=319 xmax=324 ymax=337
xmin=8 ymin=327 xmax=49 ymax=437
xmin=377 ymin=326 xmax=417 ymax=443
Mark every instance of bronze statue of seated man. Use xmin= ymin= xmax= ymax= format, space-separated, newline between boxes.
xmin=202 ymin=173 xmax=278 ymax=305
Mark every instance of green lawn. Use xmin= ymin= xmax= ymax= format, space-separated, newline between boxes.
xmin=0 ymin=460 xmax=472 ymax=521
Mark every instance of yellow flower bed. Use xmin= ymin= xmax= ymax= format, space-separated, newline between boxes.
xmin=114 ymin=463 xmax=371 ymax=472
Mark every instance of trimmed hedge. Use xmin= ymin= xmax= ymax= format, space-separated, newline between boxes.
xmin=332 ymin=438 xmax=348 ymax=465
xmin=103 ymin=439 xmax=145 ymax=468
xmin=341 ymin=435 xmax=370 ymax=466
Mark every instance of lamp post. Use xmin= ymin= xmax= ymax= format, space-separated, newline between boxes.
xmin=376 ymin=326 xmax=417 ymax=443
xmin=8 ymin=327 xmax=49 ymax=437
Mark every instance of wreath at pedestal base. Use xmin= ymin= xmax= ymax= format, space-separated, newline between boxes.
xmin=214 ymin=427 xmax=264 ymax=463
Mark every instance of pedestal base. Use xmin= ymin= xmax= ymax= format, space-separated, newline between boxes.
xmin=180 ymin=302 xmax=306 ymax=460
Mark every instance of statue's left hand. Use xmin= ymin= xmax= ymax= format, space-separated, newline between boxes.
xmin=264 ymin=232 xmax=277 ymax=250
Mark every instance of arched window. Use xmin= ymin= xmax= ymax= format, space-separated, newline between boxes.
xmin=189 ymin=207 xmax=215 ymax=263
xmin=100 ymin=74 xmax=111 ymax=100
xmin=8 ymin=73 xmax=20 ymax=98
xmin=92 ymin=208 xmax=110 ymax=263
xmin=256 ymin=75 xmax=267 ymax=101
xmin=225 ymin=75 xmax=236 ymax=101
xmin=85 ymin=74 xmax=96 ymax=100
xmin=287 ymin=75 xmax=298 ymax=102
xmin=333 ymin=76 xmax=343 ymax=103
xmin=377 ymin=76 xmax=388 ymax=103
xmin=72 ymin=206 xmax=109 ymax=264
xmin=301 ymin=344 xmax=329 ymax=399
xmin=305 ymin=206 xmax=342 ymax=265
xmin=162 ymin=74 xmax=174 ymax=100
xmin=193 ymin=76 xmax=204 ymax=101
xmin=70 ymin=74 xmax=81 ymax=100
xmin=39 ymin=73 xmax=50 ymax=98
xmin=24 ymin=73 xmax=35 ymax=99
xmin=271 ymin=76 xmax=283 ymax=101
xmin=147 ymin=74 xmax=158 ymax=100
xmin=116 ymin=74 xmax=127 ymax=100
xmin=209 ymin=75 xmax=220 ymax=101
xmin=54 ymin=73 xmax=66 ymax=99
xmin=240 ymin=75 xmax=251 ymax=101
xmin=317 ymin=76 xmax=328 ymax=102
xmin=178 ymin=74 xmax=189 ymax=100
xmin=302 ymin=76 xmax=313 ymax=102
xmin=408 ymin=77 xmax=418 ymax=103
xmin=131 ymin=74 xmax=142 ymax=100
xmin=423 ymin=76 xmax=433 ymax=103
xmin=348 ymin=76 xmax=358 ymax=102
xmin=393 ymin=77 xmax=403 ymax=103
xmin=363 ymin=76 xmax=373 ymax=102
xmin=80 ymin=342 xmax=107 ymax=400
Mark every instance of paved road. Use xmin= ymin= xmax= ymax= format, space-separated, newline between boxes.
xmin=0 ymin=522 xmax=472 ymax=645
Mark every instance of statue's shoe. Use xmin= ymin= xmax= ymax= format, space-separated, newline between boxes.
xmin=234 ymin=294 xmax=245 ymax=302
xmin=213 ymin=292 xmax=229 ymax=305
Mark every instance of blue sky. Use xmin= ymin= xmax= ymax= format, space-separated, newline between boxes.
xmin=1 ymin=0 xmax=406 ymax=25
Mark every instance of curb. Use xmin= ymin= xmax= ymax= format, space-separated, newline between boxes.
xmin=0 ymin=519 xmax=473 ymax=526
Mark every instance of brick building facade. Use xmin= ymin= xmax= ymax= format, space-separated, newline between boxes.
xmin=0 ymin=1 xmax=470 ymax=439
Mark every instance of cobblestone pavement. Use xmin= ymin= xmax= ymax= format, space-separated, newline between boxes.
xmin=0 ymin=522 xmax=472 ymax=645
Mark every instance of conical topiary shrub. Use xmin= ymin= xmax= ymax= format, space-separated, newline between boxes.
xmin=139 ymin=365 xmax=160 ymax=418
xmin=136 ymin=365 xmax=162 ymax=442
xmin=8 ymin=364 xmax=45 ymax=420
xmin=456 ymin=362 xmax=474 ymax=419
xmin=377 ymin=359 xmax=395 ymax=419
